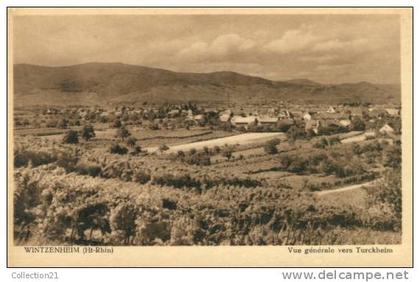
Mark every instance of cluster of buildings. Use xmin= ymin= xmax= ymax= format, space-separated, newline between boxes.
xmin=38 ymin=103 xmax=401 ymax=136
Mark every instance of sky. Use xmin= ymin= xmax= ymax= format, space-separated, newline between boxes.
xmin=12 ymin=13 xmax=401 ymax=84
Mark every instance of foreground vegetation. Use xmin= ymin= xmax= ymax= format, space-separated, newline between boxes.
xmin=13 ymin=102 xmax=402 ymax=245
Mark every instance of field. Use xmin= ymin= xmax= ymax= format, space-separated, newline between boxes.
xmin=145 ymin=132 xmax=287 ymax=153
xmin=12 ymin=103 xmax=402 ymax=246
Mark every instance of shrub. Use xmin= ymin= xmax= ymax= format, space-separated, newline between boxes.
xmin=222 ymin=146 xmax=234 ymax=160
xmin=264 ymin=139 xmax=280 ymax=155
xmin=56 ymin=118 xmax=69 ymax=129
xmin=159 ymin=144 xmax=170 ymax=152
xmin=74 ymin=162 xmax=102 ymax=177
xmin=367 ymin=170 xmax=401 ymax=223
xmin=112 ymin=119 xmax=122 ymax=128
xmin=63 ymin=130 xmax=79 ymax=144
xmin=152 ymin=173 xmax=201 ymax=189
xmin=115 ymin=126 xmax=131 ymax=140
xmin=14 ymin=150 xmax=57 ymax=168
xmin=177 ymin=150 xmax=185 ymax=158
xmin=133 ymin=170 xmax=151 ymax=184
xmin=110 ymin=144 xmax=128 ymax=155
xmin=126 ymin=136 xmax=137 ymax=147
xmin=350 ymin=116 xmax=366 ymax=131
xmin=110 ymin=203 xmax=138 ymax=245
xmin=184 ymin=152 xmax=211 ymax=166
xmin=383 ymin=145 xmax=401 ymax=168
xmin=56 ymin=152 xmax=79 ymax=172
xmin=81 ymin=124 xmax=95 ymax=141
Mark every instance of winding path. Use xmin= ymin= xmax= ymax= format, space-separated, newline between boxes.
xmin=314 ymin=179 xmax=380 ymax=196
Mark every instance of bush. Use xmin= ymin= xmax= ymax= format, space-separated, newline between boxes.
xmin=350 ymin=116 xmax=366 ymax=131
xmin=264 ymin=139 xmax=280 ymax=155
xmin=110 ymin=144 xmax=128 ymax=155
xmin=383 ymin=145 xmax=401 ymax=168
xmin=366 ymin=170 xmax=401 ymax=225
xmin=222 ymin=146 xmax=234 ymax=160
xmin=133 ymin=170 xmax=151 ymax=184
xmin=152 ymin=173 xmax=201 ymax=189
xmin=112 ymin=119 xmax=122 ymax=128
xmin=159 ymin=144 xmax=169 ymax=152
xmin=63 ymin=130 xmax=79 ymax=144
xmin=56 ymin=119 xmax=69 ymax=129
xmin=126 ymin=136 xmax=137 ymax=147
xmin=115 ymin=126 xmax=131 ymax=140
xmin=14 ymin=150 xmax=57 ymax=168
xmin=81 ymin=124 xmax=95 ymax=141
xmin=74 ymin=162 xmax=102 ymax=177
xmin=110 ymin=203 xmax=138 ymax=245
xmin=184 ymin=152 xmax=211 ymax=166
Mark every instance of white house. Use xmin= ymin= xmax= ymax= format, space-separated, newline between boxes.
xmin=327 ymin=106 xmax=337 ymax=114
xmin=231 ymin=116 xmax=257 ymax=129
xmin=193 ymin=114 xmax=205 ymax=123
xmin=385 ymin=108 xmax=400 ymax=116
xmin=339 ymin=119 xmax=352 ymax=127
xmin=278 ymin=110 xmax=291 ymax=119
xmin=303 ymin=112 xmax=312 ymax=122
xmin=219 ymin=114 xmax=231 ymax=123
xmin=305 ymin=120 xmax=320 ymax=135
xmin=379 ymin=124 xmax=395 ymax=134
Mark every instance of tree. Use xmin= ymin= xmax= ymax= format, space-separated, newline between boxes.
xmin=109 ymin=143 xmax=128 ymax=155
xmin=112 ymin=119 xmax=122 ymax=128
xmin=56 ymin=118 xmax=69 ymax=129
xmin=110 ymin=203 xmax=138 ymax=245
xmin=63 ymin=130 xmax=79 ymax=144
xmin=287 ymin=125 xmax=305 ymax=143
xmin=126 ymin=136 xmax=137 ymax=147
xmin=177 ymin=150 xmax=185 ymax=159
xmin=81 ymin=124 xmax=95 ymax=141
xmin=350 ymin=116 xmax=366 ymax=131
xmin=384 ymin=145 xmax=401 ymax=168
xmin=222 ymin=146 xmax=234 ymax=160
xmin=115 ymin=126 xmax=131 ymax=141
xmin=264 ymin=138 xmax=280 ymax=155
xmin=159 ymin=144 xmax=170 ymax=152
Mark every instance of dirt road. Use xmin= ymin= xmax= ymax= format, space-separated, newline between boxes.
xmin=314 ymin=179 xmax=379 ymax=196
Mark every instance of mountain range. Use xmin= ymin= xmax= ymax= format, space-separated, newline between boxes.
xmin=13 ymin=63 xmax=401 ymax=106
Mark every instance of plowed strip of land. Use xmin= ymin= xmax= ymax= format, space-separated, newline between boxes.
xmin=146 ymin=132 xmax=286 ymax=153
xmin=314 ymin=179 xmax=379 ymax=196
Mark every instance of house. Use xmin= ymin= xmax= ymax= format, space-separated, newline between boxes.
xmin=339 ymin=119 xmax=352 ymax=127
xmin=267 ymin=107 xmax=278 ymax=117
xmin=168 ymin=109 xmax=180 ymax=118
xmin=303 ymin=112 xmax=312 ymax=122
xmin=385 ymin=108 xmax=400 ymax=116
xmin=365 ymin=130 xmax=376 ymax=139
xmin=258 ymin=116 xmax=279 ymax=125
xmin=219 ymin=109 xmax=232 ymax=122
xmin=219 ymin=114 xmax=231 ymax=123
xmin=193 ymin=114 xmax=205 ymax=123
xmin=327 ymin=106 xmax=337 ymax=114
xmin=231 ymin=116 xmax=258 ymax=129
xmin=278 ymin=110 xmax=291 ymax=119
xmin=305 ymin=120 xmax=320 ymax=135
xmin=379 ymin=124 xmax=395 ymax=134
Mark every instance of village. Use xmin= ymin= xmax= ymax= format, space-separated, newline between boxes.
xmin=14 ymin=101 xmax=401 ymax=141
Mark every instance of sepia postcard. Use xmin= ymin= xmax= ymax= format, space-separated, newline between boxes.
xmin=7 ymin=7 xmax=413 ymax=267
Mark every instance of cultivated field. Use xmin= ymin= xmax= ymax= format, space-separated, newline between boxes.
xmin=12 ymin=103 xmax=402 ymax=246
xmin=146 ymin=132 xmax=287 ymax=153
